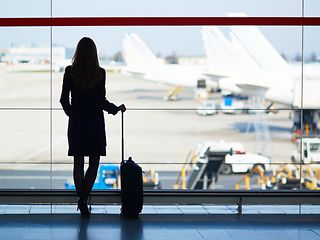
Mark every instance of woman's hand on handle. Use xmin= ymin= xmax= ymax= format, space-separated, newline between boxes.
xmin=118 ymin=104 xmax=126 ymax=113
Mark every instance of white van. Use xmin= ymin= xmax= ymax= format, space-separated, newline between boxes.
xmin=221 ymin=152 xmax=271 ymax=175
xmin=291 ymin=138 xmax=320 ymax=164
xmin=197 ymin=101 xmax=217 ymax=116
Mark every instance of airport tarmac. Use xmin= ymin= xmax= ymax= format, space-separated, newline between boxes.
xmin=0 ymin=70 xmax=298 ymax=188
xmin=0 ymin=169 xmax=258 ymax=190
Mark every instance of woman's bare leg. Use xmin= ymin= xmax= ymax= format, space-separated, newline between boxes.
xmin=73 ymin=156 xmax=85 ymax=198
xmin=82 ymin=156 xmax=100 ymax=199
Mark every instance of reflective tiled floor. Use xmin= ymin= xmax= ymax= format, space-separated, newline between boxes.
xmin=1 ymin=204 xmax=320 ymax=215
xmin=0 ymin=205 xmax=320 ymax=240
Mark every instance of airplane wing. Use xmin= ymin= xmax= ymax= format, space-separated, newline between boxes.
xmin=292 ymin=79 xmax=320 ymax=108
xmin=121 ymin=68 xmax=146 ymax=78
xmin=217 ymin=75 xmax=270 ymax=96
xmin=235 ymin=83 xmax=269 ymax=96
xmin=223 ymin=75 xmax=320 ymax=109
xmin=218 ymin=77 xmax=295 ymax=107
xmin=202 ymin=71 xmax=227 ymax=80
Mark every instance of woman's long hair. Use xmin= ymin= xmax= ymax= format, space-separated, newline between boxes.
xmin=71 ymin=37 xmax=102 ymax=91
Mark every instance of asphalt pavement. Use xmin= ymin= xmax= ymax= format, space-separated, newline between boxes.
xmin=0 ymin=169 xmax=247 ymax=190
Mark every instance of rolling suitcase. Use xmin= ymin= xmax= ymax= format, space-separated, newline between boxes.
xmin=120 ymin=111 xmax=143 ymax=218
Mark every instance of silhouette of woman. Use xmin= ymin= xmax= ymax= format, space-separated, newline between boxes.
xmin=60 ymin=37 xmax=126 ymax=218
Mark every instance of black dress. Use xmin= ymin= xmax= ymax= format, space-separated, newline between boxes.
xmin=60 ymin=66 xmax=118 ymax=156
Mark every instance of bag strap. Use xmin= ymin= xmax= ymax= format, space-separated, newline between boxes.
xmin=121 ymin=110 xmax=124 ymax=164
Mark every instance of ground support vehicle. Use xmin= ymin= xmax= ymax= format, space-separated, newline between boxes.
xmin=65 ymin=164 xmax=161 ymax=190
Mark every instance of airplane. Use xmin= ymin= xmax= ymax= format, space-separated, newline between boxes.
xmin=122 ymin=33 xmax=217 ymax=101
xmin=203 ymin=13 xmax=320 ymax=109
xmin=202 ymin=13 xmax=320 ymax=135
xmin=1 ymin=46 xmax=71 ymax=73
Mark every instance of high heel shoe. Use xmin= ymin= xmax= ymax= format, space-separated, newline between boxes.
xmin=77 ymin=198 xmax=91 ymax=219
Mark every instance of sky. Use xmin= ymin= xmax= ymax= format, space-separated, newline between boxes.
xmin=0 ymin=0 xmax=319 ymax=58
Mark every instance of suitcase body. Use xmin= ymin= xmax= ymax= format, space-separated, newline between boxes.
xmin=120 ymin=157 xmax=143 ymax=218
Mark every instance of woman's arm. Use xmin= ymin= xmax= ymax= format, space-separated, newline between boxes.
xmin=60 ymin=66 xmax=72 ymax=116
xmin=101 ymin=70 xmax=120 ymax=115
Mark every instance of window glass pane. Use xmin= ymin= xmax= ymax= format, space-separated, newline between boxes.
xmin=298 ymin=122 xmax=320 ymax=191
xmin=52 ymin=0 xmax=301 ymax=17
xmin=302 ymin=26 xmax=320 ymax=118
xmin=0 ymin=0 xmax=50 ymax=17
xmin=0 ymin=164 xmax=51 ymax=189
xmin=52 ymin=110 xmax=122 ymax=190
xmin=300 ymin=25 xmax=320 ymax=191
xmin=0 ymin=27 xmax=51 ymax=108
xmin=0 ymin=111 xmax=50 ymax=189
xmin=52 ymin=110 xmax=71 ymax=190
xmin=305 ymin=0 xmax=320 ymax=17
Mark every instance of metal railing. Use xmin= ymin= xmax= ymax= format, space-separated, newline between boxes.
xmin=1 ymin=189 xmax=320 ymax=215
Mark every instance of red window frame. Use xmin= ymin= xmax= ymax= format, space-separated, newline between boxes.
xmin=0 ymin=17 xmax=319 ymax=26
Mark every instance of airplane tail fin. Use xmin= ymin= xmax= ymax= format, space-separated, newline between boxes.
xmin=202 ymin=26 xmax=260 ymax=73
xmin=227 ymin=13 xmax=288 ymax=70
xmin=201 ymin=26 xmax=234 ymax=71
xmin=122 ymin=33 xmax=160 ymax=71
xmin=227 ymin=30 xmax=261 ymax=70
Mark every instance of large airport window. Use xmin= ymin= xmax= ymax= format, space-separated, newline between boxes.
xmin=1 ymin=0 xmax=320 ymax=193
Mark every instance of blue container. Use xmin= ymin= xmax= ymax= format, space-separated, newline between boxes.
xmin=64 ymin=164 xmax=120 ymax=190
xmin=224 ymin=97 xmax=233 ymax=106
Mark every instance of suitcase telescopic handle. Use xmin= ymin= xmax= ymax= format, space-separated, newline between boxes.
xmin=121 ymin=110 xmax=124 ymax=163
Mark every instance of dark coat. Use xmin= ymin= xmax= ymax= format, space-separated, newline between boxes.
xmin=60 ymin=66 xmax=118 ymax=156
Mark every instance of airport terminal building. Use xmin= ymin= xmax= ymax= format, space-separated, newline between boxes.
xmin=0 ymin=1 xmax=320 ymax=240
